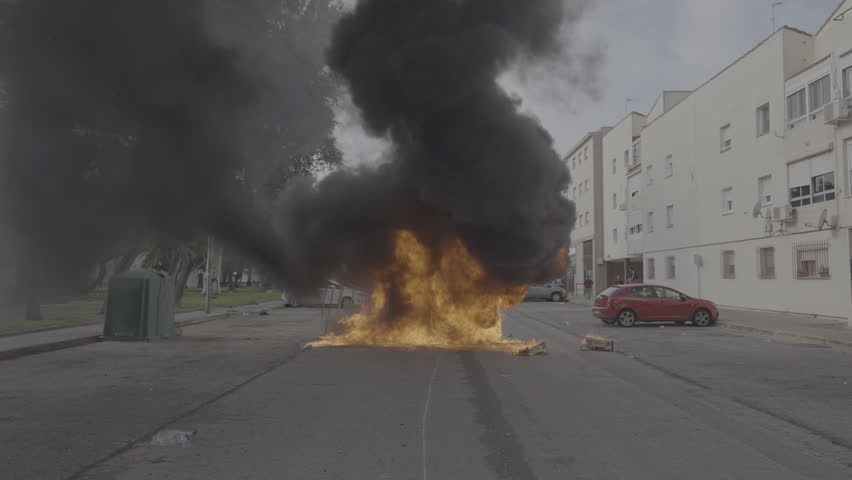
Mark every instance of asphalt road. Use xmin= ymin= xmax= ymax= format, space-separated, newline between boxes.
xmin=62 ymin=302 xmax=852 ymax=480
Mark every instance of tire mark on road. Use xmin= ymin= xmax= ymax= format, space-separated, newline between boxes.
xmin=459 ymin=351 xmax=537 ymax=480
xmin=421 ymin=354 xmax=440 ymax=480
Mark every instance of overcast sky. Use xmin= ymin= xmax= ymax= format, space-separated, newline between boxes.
xmin=334 ymin=0 xmax=843 ymax=164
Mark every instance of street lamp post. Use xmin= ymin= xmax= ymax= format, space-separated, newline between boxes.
xmin=205 ymin=236 xmax=213 ymax=314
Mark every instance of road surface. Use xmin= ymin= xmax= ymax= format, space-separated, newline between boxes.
xmin=4 ymin=304 xmax=852 ymax=479
xmin=67 ymin=302 xmax=852 ymax=479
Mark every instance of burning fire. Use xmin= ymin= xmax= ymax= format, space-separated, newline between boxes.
xmin=309 ymin=230 xmax=538 ymax=352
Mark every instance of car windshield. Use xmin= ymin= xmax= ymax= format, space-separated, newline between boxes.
xmin=600 ymin=287 xmax=621 ymax=297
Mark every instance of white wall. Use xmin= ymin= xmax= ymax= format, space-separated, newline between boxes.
xmin=602 ymin=113 xmax=645 ymax=262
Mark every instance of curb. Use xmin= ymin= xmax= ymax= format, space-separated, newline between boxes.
xmin=718 ymin=322 xmax=852 ymax=349
xmin=0 ymin=303 xmax=285 ymax=362
xmin=0 ymin=335 xmax=102 ymax=362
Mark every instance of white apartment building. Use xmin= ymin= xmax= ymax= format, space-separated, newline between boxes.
xmin=601 ymin=112 xmax=646 ymax=285
xmin=570 ymin=2 xmax=852 ymax=318
xmin=563 ymin=128 xmax=609 ymax=296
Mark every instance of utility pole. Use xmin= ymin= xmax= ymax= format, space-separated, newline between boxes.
xmin=770 ymin=1 xmax=784 ymax=32
xmin=625 ymin=97 xmax=635 ymax=115
xmin=204 ymin=236 xmax=213 ymax=314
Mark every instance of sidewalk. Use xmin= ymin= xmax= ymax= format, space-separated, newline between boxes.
xmin=717 ymin=307 xmax=852 ymax=348
xmin=0 ymin=301 xmax=283 ymax=361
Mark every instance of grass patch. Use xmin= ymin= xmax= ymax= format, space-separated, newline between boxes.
xmin=180 ymin=287 xmax=282 ymax=309
xmin=0 ymin=297 xmax=105 ymax=337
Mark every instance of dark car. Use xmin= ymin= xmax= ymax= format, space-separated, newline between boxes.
xmin=592 ymin=284 xmax=718 ymax=327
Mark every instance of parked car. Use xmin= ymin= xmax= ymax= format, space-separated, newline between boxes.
xmin=524 ymin=281 xmax=567 ymax=302
xmin=281 ymin=280 xmax=367 ymax=307
xmin=592 ymin=284 xmax=718 ymax=327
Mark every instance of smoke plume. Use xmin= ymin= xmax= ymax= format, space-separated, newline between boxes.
xmin=276 ymin=0 xmax=578 ymax=289
xmin=0 ymin=0 xmax=583 ymax=298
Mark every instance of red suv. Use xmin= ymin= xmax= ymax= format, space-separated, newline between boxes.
xmin=592 ymin=284 xmax=718 ymax=327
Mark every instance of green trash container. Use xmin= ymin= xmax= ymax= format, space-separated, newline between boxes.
xmin=103 ymin=269 xmax=176 ymax=341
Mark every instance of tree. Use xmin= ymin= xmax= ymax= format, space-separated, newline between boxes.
xmin=142 ymin=240 xmax=207 ymax=306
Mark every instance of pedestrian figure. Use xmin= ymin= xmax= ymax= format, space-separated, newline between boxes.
xmin=584 ymin=276 xmax=593 ymax=299
xmin=615 ymin=275 xmax=623 ymax=286
xmin=628 ymin=267 xmax=636 ymax=283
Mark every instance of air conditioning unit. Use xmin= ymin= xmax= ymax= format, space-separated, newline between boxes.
xmin=772 ymin=204 xmax=795 ymax=222
xmin=824 ymin=100 xmax=850 ymax=124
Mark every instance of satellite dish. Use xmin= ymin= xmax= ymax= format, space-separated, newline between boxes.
xmin=818 ymin=209 xmax=828 ymax=230
xmin=752 ymin=202 xmax=763 ymax=219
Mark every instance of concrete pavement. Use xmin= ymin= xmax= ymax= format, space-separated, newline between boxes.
xmin=0 ymin=307 xmax=325 ymax=480
xmin=13 ymin=303 xmax=841 ymax=479
xmin=0 ymin=301 xmax=283 ymax=361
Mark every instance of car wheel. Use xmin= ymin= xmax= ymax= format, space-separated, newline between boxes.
xmin=692 ymin=309 xmax=714 ymax=327
xmin=616 ymin=309 xmax=637 ymax=328
xmin=341 ymin=296 xmax=353 ymax=306
xmin=550 ymin=292 xmax=563 ymax=302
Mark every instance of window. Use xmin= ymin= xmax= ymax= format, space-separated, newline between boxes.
xmin=758 ymin=247 xmax=775 ymax=279
xmin=666 ymin=205 xmax=674 ymax=227
xmin=756 ymin=104 xmax=770 ymax=137
xmin=584 ymin=147 xmax=588 ymax=162
xmin=572 ymin=158 xmax=576 ymax=169
xmin=573 ymin=187 xmax=577 ymax=198
xmin=758 ymin=175 xmax=772 ymax=206
xmin=632 ymin=140 xmax=641 ymax=166
xmin=721 ymin=187 xmax=734 ymax=214
xmin=844 ymin=66 xmax=852 ymax=99
xmin=793 ymin=240 xmax=830 ymax=280
xmin=787 ymin=88 xmax=807 ymax=129
xmin=720 ymin=124 xmax=732 ymax=152
xmin=628 ymin=174 xmax=640 ymax=199
xmin=624 ymin=149 xmax=629 ymax=167
xmin=628 ymin=210 xmax=642 ymax=237
xmin=647 ymin=211 xmax=654 ymax=232
xmin=647 ymin=165 xmax=654 ymax=186
xmin=628 ymin=286 xmax=656 ymax=298
xmin=612 ymin=193 xmax=617 ymax=209
xmin=654 ymin=287 xmax=682 ymax=299
xmin=665 ymin=155 xmax=673 ymax=177
xmin=612 ymin=158 xmax=617 ymax=174
xmin=788 ymin=156 xmax=835 ymax=207
xmin=808 ymin=75 xmax=831 ymax=119
xmin=666 ymin=256 xmax=676 ymax=279
xmin=721 ymin=250 xmax=736 ymax=279
xmin=647 ymin=258 xmax=655 ymax=280
xmin=585 ymin=212 xmax=590 ymax=224
xmin=612 ymin=228 xmax=618 ymax=244
xmin=584 ymin=180 xmax=589 ymax=192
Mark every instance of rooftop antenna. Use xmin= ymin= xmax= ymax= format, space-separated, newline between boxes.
xmin=770 ymin=1 xmax=784 ymax=32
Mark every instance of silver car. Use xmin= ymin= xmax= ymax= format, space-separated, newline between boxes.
xmin=281 ymin=280 xmax=367 ymax=307
xmin=524 ymin=281 xmax=567 ymax=302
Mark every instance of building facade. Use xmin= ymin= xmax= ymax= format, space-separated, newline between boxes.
xmin=564 ymin=128 xmax=609 ymax=296
xmin=568 ymin=1 xmax=852 ymax=318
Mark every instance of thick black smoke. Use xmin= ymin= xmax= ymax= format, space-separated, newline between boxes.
xmin=1 ymin=0 xmax=581 ymax=300
xmin=276 ymin=0 xmax=577 ymax=289
xmin=0 ymin=0 xmax=338 ymax=294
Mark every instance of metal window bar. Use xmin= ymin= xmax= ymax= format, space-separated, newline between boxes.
xmin=721 ymin=251 xmax=735 ymax=279
xmin=793 ymin=240 xmax=830 ymax=280
xmin=757 ymin=247 xmax=775 ymax=279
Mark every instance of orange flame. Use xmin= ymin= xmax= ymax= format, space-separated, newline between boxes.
xmin=309 ymin=230 xmax=538 ymax=352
